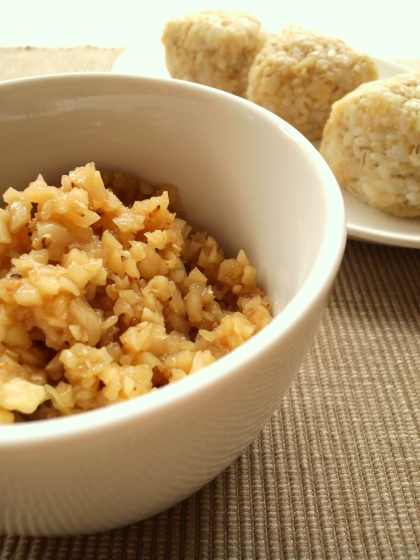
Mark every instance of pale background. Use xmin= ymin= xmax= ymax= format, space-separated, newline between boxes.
xmin=0 ymin=0 xmax=419 ymax=60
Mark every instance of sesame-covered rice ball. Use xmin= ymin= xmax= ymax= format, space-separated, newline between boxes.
xmin=161 ymin=11 xmax=268 ymax=97
xmin=320 ymin=72 xmax=420 ymax=218
xmin=247 ymin=26 xmax=378 ymax=141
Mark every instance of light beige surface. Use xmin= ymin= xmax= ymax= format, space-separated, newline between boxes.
xmin=1 ymin=1 xmax=420 ymax=60
xmin=0 ymin=47 xmax=125 ymax=81
xmin=1 ymin=48 xmax=420 ymax=558
xmin=395 ymin=59 xmax=420 ymax=72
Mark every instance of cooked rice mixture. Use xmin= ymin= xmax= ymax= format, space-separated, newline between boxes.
xmin=320 ymin=72 xmax=420 ymax=217
xmin=0 ymin=164 xmax=271 ymax=424
xmin=247 ymin=26 xmax=378 ymax=141
xmin=161 ymin=10 xmax=268 ymax=97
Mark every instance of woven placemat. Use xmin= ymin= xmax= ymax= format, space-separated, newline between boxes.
xmin=0 ymin=46 xmax=125 ymax=80
xmin=1 ymin=48 xmax=420 ymax=560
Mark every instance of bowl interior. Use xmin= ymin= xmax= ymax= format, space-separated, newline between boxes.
xmin=0 ymin=75 xmax=343 ymax=313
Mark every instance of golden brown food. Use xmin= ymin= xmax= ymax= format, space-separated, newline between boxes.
xmin=161 ymin=10 xmax=268 ymax=97
xmin=0 ymin=164 xmax=271 ymax=423
xmin=320 ymin=72 xmax=420 ymax=217
xmin=247 ymin=26 xmax=378 ymax=141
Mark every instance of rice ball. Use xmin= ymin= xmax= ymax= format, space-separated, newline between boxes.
xmin=161 ymin=11 xmax=268 ymax=97
xmin=320 ymin=73 xmax=420 ymax=218
xmin=247 ymin=26 xmax=378 ymax=141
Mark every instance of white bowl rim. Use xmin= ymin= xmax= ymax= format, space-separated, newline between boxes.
xmin=0 ymin=72 xmax=346 ymax=446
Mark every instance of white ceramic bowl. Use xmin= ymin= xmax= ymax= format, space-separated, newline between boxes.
xmin=0 ymin=73 xmax=345 ymax=536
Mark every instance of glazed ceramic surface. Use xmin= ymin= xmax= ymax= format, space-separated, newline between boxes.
xmin=0 ymin=74 xmax=345 ymax=536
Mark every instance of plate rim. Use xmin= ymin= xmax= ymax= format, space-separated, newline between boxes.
xmin=112 ymin=52 xmax=420 ymax=249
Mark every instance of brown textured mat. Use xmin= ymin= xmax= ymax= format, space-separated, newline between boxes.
xmin=0 ymin=47 xmax=125 ymax=81
xmin=1 ymin=49 xmax=420 ymax=559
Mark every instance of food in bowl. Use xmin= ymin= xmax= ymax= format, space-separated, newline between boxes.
xmin=0 ymin=163 xmax=272 ymax=424
xmin=161 ymin=10 xmax=268 ymax=97
xmin=320 ymin=72 xmax=420 ymax=217
xmin=246 ymin=26 xmax=378 ymax=141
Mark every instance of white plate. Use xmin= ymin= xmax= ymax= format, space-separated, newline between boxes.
xmin=113 ymin=51 xmax=418 ymax=248
xmin=113 ymin=43 xmax=168 ymax=78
